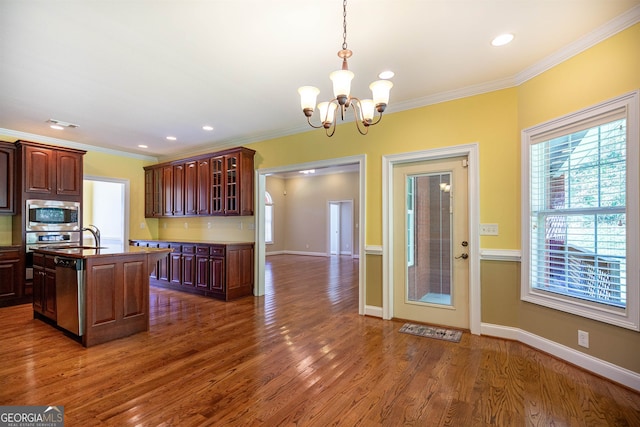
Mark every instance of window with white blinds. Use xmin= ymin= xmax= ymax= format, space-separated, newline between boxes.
xmin=521 ymin=92 xmax=639 ymax=331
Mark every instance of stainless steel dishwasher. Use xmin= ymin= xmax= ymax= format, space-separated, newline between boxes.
xmin=55 ymin=256 xmax=86 ymax=336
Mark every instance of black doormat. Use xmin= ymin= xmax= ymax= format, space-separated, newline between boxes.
xmin=399 ymin=323 xmax=463 ymax=343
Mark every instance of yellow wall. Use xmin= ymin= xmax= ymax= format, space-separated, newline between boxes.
xmin=245 ymin=23 xmax=640 ymax=373
xmin=0 ymin=22 xmax=637 ymax=375
xmin=513 ymin=23 xmax=640 ymax=373
xmin=83 ymin=150 xmax=158 ymax=241
xmin=250 ymin=87 xmax=521 ymax=250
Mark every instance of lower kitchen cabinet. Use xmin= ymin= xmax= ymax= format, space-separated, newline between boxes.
xmin=130 ymin=240 xmax=254 ymax=300
xmin=32 ymin=252 xmax=56 ymax=321
xmin=0 ymin=247 xmax=22 ymax=306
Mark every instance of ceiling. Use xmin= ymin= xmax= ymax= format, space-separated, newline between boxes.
xmin=1 ymin=0 xmax=639 ymax=160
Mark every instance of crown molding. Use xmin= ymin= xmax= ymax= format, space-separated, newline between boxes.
xmin=515 ymin=4 xmax=640 ymax=85
xmin=0 ymin=128 xmax=157 ymax=161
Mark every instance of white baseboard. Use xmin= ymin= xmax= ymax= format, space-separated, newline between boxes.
xmin=364 ymin=305 xmax=383 ymax=318
xmin=266 ymin=250 xmax=327 ymax=257
xmin=481 ymin=323 xmax=640 ymax=392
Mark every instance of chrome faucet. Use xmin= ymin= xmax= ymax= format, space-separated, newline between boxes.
xmin=82 ymin=225 xmax=101 ymax=248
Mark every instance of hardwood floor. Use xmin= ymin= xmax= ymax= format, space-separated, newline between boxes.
xmin=1 ymin=254 xmax=639 ymax=426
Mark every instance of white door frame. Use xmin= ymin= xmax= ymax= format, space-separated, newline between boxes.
xmin=328 ymin=200 xmax=354 ymax=257
xmin=83 ymin=175 xmax=130 ymax=246
xmin=254 ymin=155 xmax=366 ymax=315
xmin=382 ymin=144 xmax=481 ymax=335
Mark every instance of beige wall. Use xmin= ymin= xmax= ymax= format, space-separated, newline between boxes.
xmin=266 ymin=172 xmax=360 ymax=255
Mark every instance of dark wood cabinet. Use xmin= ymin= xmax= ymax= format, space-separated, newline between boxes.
xmin=0 ymin=142 xmax=15 ymax=214
xmin=143 ymin=147 xmax=254 ymax=218
xmin=32 ymin=252 xmax=56 ymax=321
xmin=20 ymin=142 xmax=84 ymax=198
xmin=0 ymin=248 xmax=21 ymax=302
xmin=162 ymin=165 xmax=173 ymax=216
xmin=172 ymin=164 xmax=185 ymax=216
xmin=197 ymin=159 xmax=210 ymax=215
xmin=181 ymin=245 xmax=196 ymax=287
xmin=144 ymin=169 xmax=154 ymax=217
xmin=210 ymin=148 xmax=255 ymax=216
xmin=130 ymin=240 xmax=253 ymax=300
xmin=185 ymin=161 xmax=198 ymax=216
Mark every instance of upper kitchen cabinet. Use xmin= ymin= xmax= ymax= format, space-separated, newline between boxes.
xmin=0 ymin=142 xmax=16 ymax=214
xmin=210 ymin=147 xmax=255 ymax=216
xmin=16 ymin=141 xmax=86 ymax=201
xmin=144 ymin=146 xmax=255 ymax=218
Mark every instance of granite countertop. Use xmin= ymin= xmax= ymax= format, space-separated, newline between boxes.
xmin=31 ymin=244 xmax=172 ymax=259
xmin=132 ymin=239 xmax=255 ymax=245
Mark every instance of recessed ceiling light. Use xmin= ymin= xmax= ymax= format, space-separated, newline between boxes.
xmin=491 ymin=33 xmax=514 ymax=47
xmin=378 ymin=70 xmax=394 ymax=79
xmin=138 ymin=144 xmax=148 ymax=148
xmin=46 ymin=119 xmax=79 ymax=129
xmin=166 ymin=136 xmax=177 ymax=141
xmin=202 ymin=125 xmax=214 ymax=131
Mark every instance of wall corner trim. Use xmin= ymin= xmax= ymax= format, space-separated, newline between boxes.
xmin=481 ymin=322 xmax=640 ymax=392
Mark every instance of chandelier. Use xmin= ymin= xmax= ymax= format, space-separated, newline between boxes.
xmin=297 ymin=0 xmax=393 ymax=137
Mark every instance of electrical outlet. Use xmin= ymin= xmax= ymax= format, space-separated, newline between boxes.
xmin=578 ymin=330 xmax=589 ymax=348
xmin=480 ymin=223 xmax=499 ymax=235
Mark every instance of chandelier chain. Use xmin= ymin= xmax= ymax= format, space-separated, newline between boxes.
xmin=342 ymin=0 xmax=348 ymax=50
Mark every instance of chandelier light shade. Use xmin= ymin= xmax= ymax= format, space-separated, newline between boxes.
xmin=298 ymin=0 xmax=393 ymax=136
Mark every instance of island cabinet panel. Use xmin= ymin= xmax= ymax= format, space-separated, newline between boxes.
xmin=143 ymin=146 xmax=254 ymax=218
xmin=130 ymin=240 xmax=253 ymax=300
xmin=84 ymin=254 xmax=149 ymax=347
xmin=0 ymin=142 xmax=15 ymax=214
xmin=91 ymin=264 xmax=117 ymax=325
xmin=123 ymin=260 xmax=145 ymax=318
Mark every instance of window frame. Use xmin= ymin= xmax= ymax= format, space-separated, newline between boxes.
xmin=265 ymin=191 xmax=274 ymax=245
xmin=521 ymin=91 xmax=639 ymax=331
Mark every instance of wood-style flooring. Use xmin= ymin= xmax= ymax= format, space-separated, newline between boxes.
xmin=1 ymin=254 xmax=639 ymax=426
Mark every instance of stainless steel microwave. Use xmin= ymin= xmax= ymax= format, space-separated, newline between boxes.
xmin=26 ymin=199 xmax=81 ymax=232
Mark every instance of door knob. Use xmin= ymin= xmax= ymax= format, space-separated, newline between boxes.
xmin=455 ymin=253 xmax=469 ymax=260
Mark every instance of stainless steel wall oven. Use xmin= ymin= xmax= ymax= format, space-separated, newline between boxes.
xmin=26 ymin=199 xmax=80 ymax=232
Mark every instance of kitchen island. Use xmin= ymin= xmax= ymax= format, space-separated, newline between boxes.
xmin=31 ymin=245 xmax=172 ymax=347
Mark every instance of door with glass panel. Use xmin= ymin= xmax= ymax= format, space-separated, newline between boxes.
xmin=393 ymin=157 xmax=469 ymax=328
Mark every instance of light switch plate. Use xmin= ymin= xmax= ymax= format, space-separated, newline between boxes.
xmin=480 ymin=223 xmax=499 ymax=235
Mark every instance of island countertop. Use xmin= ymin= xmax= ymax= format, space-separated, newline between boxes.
xmin=31 ymin=244 xmax=173 ymax=259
